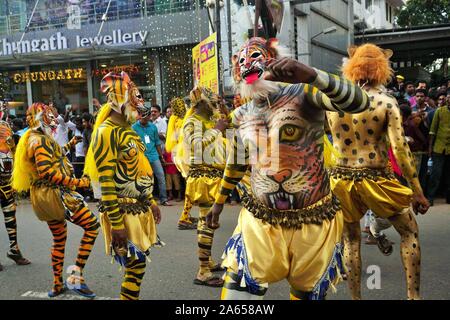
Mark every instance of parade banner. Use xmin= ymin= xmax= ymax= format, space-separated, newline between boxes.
xmin=192 ymin=33 xmax=218 ymax=94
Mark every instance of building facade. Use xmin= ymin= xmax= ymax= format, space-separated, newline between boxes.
xmin=354 ymin=0 xmax=404 ymax=31
xmin=217 ymin=0 xmax=354 ymax=95
xmin=0 ymin=0 xmax=209 ymax=116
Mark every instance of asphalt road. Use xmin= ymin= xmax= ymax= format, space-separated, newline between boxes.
xmin=0 ymin=198 xmax=449 ymax=300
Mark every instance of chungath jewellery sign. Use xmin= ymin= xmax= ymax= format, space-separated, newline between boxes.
xmin=13 ymin=68 xmax=84 ymax=83
xmin=0 ymin=29 xmax=148 ymax=56
xmin=0 ymin=11 xmax=209 ymax=58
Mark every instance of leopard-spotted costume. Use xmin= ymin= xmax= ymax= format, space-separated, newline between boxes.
xmin=85 ymin=72 xmax=162 ymax=300
xmin=12 ymin=102 xmax=99 ymax=298
xmin=211 ymin=37 xmax=370 ymax=300
xmin=327 ymin=43 xmax=429 ymax=300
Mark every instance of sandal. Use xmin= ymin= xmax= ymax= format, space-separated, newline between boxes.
xmin=66 ymin=280 xmax=96 ymax=299
xmin=189 ymin=217 xmax=199 ymax=224
xmin=178 ymin=221 xmax=197 ymax=230
xmin=364 ymin=234 xmax=377 ymax=245
xmin=210 ymin=264 xmax=225 ymax=272
xmin=193 ymin=276 xmax=224 ymax=287
xmin=376 ymin=234 xmax=394 ymax=256
xmin=7 ymin=251 xmax=31 ymax=265
xmin=48 ymin=285 xmax=67 ymax=298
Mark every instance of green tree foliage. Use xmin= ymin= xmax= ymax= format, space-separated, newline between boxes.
xmin=397 ymin=0 xmax=450 ymax=27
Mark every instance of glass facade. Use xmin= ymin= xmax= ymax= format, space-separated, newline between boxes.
xmin=0 ymin=0 xmax=204 ymax=35
xmin=92 ymin=53 xmax=156 ymax=107
xmin=30 ymin=62 xmax=89 ymax=114
xmin=0 ymin=1 xmax=208 ymax=115
xmin=159 ymin=44 xmax=194 ymax=107
xmin=0 ymin=69 xmax=27 ymax=115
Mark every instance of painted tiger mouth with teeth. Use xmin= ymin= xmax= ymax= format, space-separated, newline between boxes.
xmin=242 ymin=67 xmax=263 ymax=79
xmin=266 ymin=190 xmax=296 ymax=210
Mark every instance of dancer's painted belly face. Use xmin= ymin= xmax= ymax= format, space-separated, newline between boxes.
xmin=239 ymin=99 xmax=328 ymax=210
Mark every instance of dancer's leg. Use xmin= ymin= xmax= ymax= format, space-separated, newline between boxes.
xmin=120 ymin=256 xmax=147 ymax=300
xmin=342 ymin=221 xmax=362 ymax=300
xmin=47 ymin=220 xmax=68 ymax=294
xmin=388 ymin=209 xmax=421 ymax=300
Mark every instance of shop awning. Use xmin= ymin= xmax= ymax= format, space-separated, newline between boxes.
xmin=355 ymin=23 xmax=450 ymax=65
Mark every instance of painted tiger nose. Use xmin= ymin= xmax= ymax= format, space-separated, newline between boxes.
xmin=267 ymin=169 xmax=292 ymax=184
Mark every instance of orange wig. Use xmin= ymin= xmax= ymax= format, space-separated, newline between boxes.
xmin=342 ymin=44 xmax=393 ymax=87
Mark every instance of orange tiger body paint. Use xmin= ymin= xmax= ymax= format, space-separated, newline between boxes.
xmin=0 ymin=102 xmax=30 ymax=269
xmin=11 ymin=102 xmax=99 ymax=297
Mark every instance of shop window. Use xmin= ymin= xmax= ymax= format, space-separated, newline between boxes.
xmin=29 ymin=63 xmax=88 ymax=115
xmin=1 ymin=69 xmax=27 ymax=116
xmin=159 ymin=45 xmax=194 ymax=107
xmin=92 ymin=54 xmax=156 ymax=107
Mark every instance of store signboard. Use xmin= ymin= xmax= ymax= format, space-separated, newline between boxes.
xmin=13 ymin=68 xmax=84 ymax=83
xmin=192 ymin=33 xmax=218 ymax=94
xmin=0 ymin=10 xmax=209 ymax=58
xmin=0 ymin=30 xmax=148 ymax=56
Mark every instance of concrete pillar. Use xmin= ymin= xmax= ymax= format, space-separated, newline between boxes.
xmin=86 ymin=61 xmax=94 ymax=114
xmin=25 ymin=66 xmax=32 ymax=107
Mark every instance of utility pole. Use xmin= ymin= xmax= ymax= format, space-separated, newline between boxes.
xmin=215 ymin=0 xmax=223 ymax=96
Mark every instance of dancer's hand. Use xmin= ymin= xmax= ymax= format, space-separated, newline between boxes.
xmin=78 ymin=176 xmax=90 ymax=188
xmin=112 ymin=228 xmax=128 ymax=257
xmin=151 ymin=204 xmax=161 ymax=224
xmin=214 ymin=119 xmax=228 ymax=132
xmin=264 ymin=58 xmax=317 ymax=84
xmin=206 ymin=203 xmax=224 ymax=229
xmin=412 ymin=192 xmax=429 ymax=215
xmin=70 ymin=135 xmax=83 ymax=145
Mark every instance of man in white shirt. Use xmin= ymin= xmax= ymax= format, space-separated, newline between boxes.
xmin=151 ymin=105 xmax=167 ymax=142
xmin=54 ymin=105 xmax=76 ymax=149
xmin=72 ymin=116 xmax=85 ymax=179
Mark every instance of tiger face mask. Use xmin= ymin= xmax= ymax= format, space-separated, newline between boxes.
xmin=26 ymin=102 xmax=59 ymax=136
xmin=101 ymin=71 xmax=146 ymax=124
xmin=233 ymin=37 xmax=281 ymax=100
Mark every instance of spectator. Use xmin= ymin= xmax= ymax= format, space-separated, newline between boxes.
xmin=165 ymin=106 xmax=172 ymax=124
xmin=427 ymin=90 xmax=450 ymax=206
xmin=82 ymin=112 xmax=94 ymax=156
xmin=404 ymin=81 xmax=415 ymax=102
xmin=151 ymin=104 xmax=168 ymax=144
xmin=437 ymin=93 xmax=447 ymax=108
xmin=92 ymin=98 xmax=102 ymax=118
xmin=11 ymin=118 xmax=23 ymax=133
xmin=132 ymin=108 xmax=172 ymax=206
xmin=396 ymin=74 xmax=405 ymax=90
xmin=412 ymin=88 xmax=433 ymax=128
xmin=163 ymin=150 xmax=182 ymax=202
xmin=54 ymin=105 xmax=76 ymax=150
xmin=416 ymin=80 xmax=428 ymax=90
xmin=11 ymin=118 xmax=24 ymax=145
xmin=72 ymin=116 xmax=85 ymax=179
xmin=404 ymin=111 xmax=428 ymax=179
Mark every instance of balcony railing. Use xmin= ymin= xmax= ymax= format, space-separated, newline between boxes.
xmin=0 ymin=0 xmax=205 ymax=36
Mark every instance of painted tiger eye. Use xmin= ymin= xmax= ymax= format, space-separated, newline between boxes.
xmin=285 ymin=126 xmax=295 ymax=136
xmin=129 ymin=148 xmax=137 ymax=157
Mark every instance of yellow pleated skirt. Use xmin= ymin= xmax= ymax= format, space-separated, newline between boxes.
xmin=100 ymin=210 xmax=157 ymax=255
xmin=185 ymin=175 xmax=222 ymax=205
xmin=330 ymin=176 xmax=413 ymax=223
